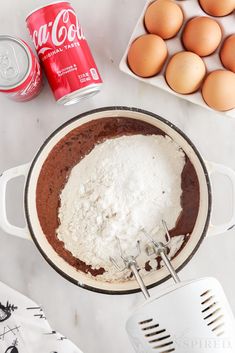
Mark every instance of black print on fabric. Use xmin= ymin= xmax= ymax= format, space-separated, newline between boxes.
xmin=26 ymin=306 xmax=46 ymax=319
xmin=44 ymin=330 xmax=56 ymax=335
xmin=58 ymin=336 xmax=67 ymax=341
xmin=0 ymin=302 xmax=18 ymax=322
xmin=44 ymin=331 xmax=67 ymax=340
xmin=4 ymin=339 xmax=19 ymax=353
xmin=0 ymin=326 xmax=20 ymax=341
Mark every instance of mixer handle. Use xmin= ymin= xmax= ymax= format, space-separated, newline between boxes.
xmin=206 ymin=161 xmax=235 ymax=237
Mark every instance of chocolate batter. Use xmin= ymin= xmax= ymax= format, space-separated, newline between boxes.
xmin=36 ymin=117 xmax=200 ymax=277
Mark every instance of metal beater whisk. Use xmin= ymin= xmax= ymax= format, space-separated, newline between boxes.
xmin=110 ymin=220 xmax=180 ymax=299
xmin=110 ymin=238 xmax=150 ymax=299
xmin=144 ymin=220 xmax=180 ymax=284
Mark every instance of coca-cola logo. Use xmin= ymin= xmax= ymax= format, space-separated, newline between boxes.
xmin=32 ymin=9 xmax=85 ymax=55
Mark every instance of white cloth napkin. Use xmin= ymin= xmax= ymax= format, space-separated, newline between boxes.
xmin=0 ymin=281 xmax=83 ymax=353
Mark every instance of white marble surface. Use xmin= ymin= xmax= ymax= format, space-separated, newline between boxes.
xmin=1 ymin=1 xmax=235 ymax=353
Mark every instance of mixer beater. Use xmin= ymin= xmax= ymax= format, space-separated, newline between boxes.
xmin=110 ymin=220 xmax=180 ymax=298
xmin=110 ymin=221 xmax=235 ymax=353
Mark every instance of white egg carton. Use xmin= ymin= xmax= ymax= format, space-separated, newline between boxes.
xmin=119 ymin=0 xmax=235 ymax=117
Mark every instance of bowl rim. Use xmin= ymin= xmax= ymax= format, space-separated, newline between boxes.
xmin=24 ymin=106 xmax=212 ymax=295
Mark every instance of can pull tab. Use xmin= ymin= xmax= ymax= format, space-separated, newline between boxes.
xmin=0 ymin=44 xmax=19 ymax=81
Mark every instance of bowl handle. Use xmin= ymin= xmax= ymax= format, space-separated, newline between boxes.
xmin=206 ymin=161 xmax=235 ymax=237
xmin=0 ymin=163 xmax=31 ymax=240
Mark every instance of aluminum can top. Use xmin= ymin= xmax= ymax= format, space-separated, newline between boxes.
xmin=0 ymin=35 xmax=31 ymax=90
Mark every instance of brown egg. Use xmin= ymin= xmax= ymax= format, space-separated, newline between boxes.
xmin=220 ymin=35 xmax=235 ymax=73
xmin=165 ymin=51 xmax=206 ymax=94
xmin=144 ymin=0 xmax=184 ymax=39
xmin=182 ymin=17 xmax=222 ymax=57
xmin=127 ymin=34 xmax=168 ymax=78
xmin=202 ymin=70 xmax=235 ymax=111
xmin=199 ymin=0 xmax=235 ymax=17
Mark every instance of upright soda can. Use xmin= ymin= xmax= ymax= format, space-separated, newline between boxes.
xmin=26 ymin=1 xmax=103 ymax=105
xmin=0 ymin=35 xmax=42 ymax=102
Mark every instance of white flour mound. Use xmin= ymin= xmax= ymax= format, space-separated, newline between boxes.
xmin=57 ymin=135 xmax=186 ymax=281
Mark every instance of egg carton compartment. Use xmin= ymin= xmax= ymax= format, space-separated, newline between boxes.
xmin=119 ymin=0 xmax=235 ymax=117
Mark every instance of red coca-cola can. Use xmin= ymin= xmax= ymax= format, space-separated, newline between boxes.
xmin=26 ymin=1 xmax=103 ymax=105
xmin=0 ymin=35 xmax=42 ymax=102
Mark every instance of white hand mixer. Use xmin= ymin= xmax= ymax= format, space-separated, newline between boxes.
xmin=111 ymin=222 xmax=235 ymax=353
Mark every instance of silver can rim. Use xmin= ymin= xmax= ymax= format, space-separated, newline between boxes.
xmin=57 ymin=83 xmax=102 ymax=105
xmin=0 ymin=35 xmax=32 ymax=91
